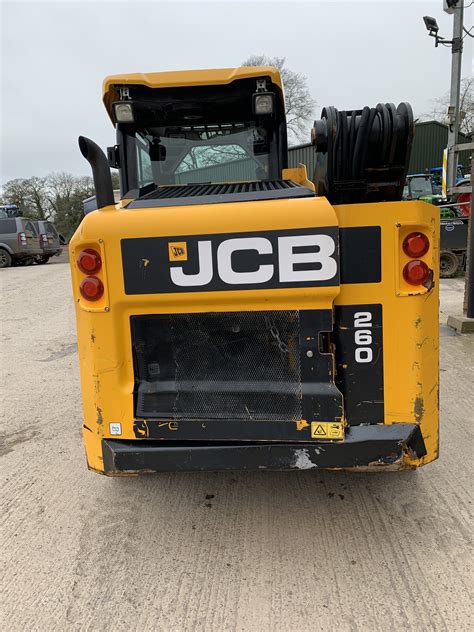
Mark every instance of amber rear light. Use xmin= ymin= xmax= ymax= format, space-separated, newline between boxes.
xmin=79 ymin=276 xmax=104 ymax=301
xmin=403 ymin=232 xmax=430 ymax=258
xmin=77 ymin=248 xmax=102 ymax=274
xmin=403 ymin=260 xmax=430 ymax=286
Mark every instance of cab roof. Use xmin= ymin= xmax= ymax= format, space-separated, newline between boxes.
xmin=102 ymin=66 xmax=283 ymax=122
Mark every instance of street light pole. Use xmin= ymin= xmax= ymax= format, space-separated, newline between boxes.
xmin=446 ymin=1 xmax=464 ymax=194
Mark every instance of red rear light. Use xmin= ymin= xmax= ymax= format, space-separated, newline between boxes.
xmin=403 ymin=232 xmax=430 ymax=258
xmin=77 ymin=248 xmax=102 ymax=274
xmin=18 ymin=232 xmax=27 ymax=245
xmin=403 ymin=260 xmax=430 ymax=285
xmin=79 ymin=276 xmax=104 ymax=301
xmin=41 ymin=234 xmax=48 ymax=244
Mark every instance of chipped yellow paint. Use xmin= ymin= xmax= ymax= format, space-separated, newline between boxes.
xmin=296 ymin=420 xmax=310 ymax=431
xmin=334 ymin=201 xmax=439 ymax=467
xmin=157 ymin=421 xmax=179 ymax=431
xmin=135 ymin=421 xmax=148 ymax=437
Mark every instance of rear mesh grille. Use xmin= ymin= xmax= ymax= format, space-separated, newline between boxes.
xmin=132 ymin=311 xmax=302 ymax=421
xmin=139 ymin=180 xmax=301 ymax=200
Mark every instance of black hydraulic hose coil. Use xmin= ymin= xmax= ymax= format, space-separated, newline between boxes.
xmin=311 ymin=102 xmax=414 ymax=204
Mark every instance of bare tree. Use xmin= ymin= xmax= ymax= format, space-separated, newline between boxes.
xmin=242 ymin=55 xmax=315 ymax=142
xmin=27 ymin=177 xmax=51 ymax=219
xmin=46 ymin=173 xmax=94 ymax=238
xmin=1 ymin=176 xmax=50 ymax=219
xmin=178 ymin=145 xmax=247 ymax=172
xmin=423 ymin=77 xmax=473 ymax=135
xmin=1 ymin=172 xmax=95 ymax=238
xmin=1 ymin=178 xmax=31 ymax=214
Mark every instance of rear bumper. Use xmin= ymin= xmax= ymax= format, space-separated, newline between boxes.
xmin=101 ymin=423 xmax=426 ymax=475
xmin=41 ymin=247 xmax=62 ymax=256
xmin=14 ymin=249 xmax=42 ymax=258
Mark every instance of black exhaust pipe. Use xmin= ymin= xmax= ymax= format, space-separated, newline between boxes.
xmin=78 ymin=136 xmax=115 ymax=209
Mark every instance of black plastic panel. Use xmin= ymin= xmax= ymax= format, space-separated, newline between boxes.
xmin=339 ymin=226 xmax=381 ymax=284
xmin=334 ymin=304 xmax=384 ymax=424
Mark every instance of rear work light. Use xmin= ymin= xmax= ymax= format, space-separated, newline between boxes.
xmin=403 ymin=232 xmax=430 ymax=258
xmin=79 ymin=276 xmax=104 ymax=301
xmin=403 ymin=260 xmax=430 ymax=286
xmin=77 ymin=248 xmax=102 ymax=274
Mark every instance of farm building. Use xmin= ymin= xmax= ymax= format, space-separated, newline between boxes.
xmin=288 ymin=121 xmax=471 ymax=177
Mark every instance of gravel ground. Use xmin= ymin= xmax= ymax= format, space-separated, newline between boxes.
xmin=0 ymin=265 xmax=472 ymax=631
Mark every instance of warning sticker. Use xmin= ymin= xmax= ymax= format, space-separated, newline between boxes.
xmin=311 ymin=422 xmax=344 ymax=441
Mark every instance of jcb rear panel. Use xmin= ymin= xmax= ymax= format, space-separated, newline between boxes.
xmin=70 ymin=197 xmax=438 ymax=474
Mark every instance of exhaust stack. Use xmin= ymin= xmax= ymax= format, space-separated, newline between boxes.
xmin=78 ymin=136 xmax=115 ymax=209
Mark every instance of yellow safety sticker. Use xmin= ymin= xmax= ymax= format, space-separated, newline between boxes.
xmin=311 ymin=422 xmax=345 ymax=441
xmin=168 ymin=241 xmax=188 ymax=261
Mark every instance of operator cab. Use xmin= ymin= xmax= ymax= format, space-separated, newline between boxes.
xmin=103 ymin=68 xmax=288 ymax=199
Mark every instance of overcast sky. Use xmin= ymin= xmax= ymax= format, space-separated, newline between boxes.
xmin=1 ymin=0 xmax=472 ymax=183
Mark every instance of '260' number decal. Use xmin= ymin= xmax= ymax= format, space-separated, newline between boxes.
xmin=354 ymin=311 xmax=373 ymax=363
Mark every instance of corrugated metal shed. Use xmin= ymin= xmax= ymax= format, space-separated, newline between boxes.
xmin=408 ymin=121 xmax=469 ymax=173
xmin=288 ymin=143 xmax=317 ymax=178
xmin=287 ymin=121 xmax=471 ymax=179
xmin=176 ymin=158 xmax=255 ymax=184
xmin=288 ymin=143 xmax=316 ymax=180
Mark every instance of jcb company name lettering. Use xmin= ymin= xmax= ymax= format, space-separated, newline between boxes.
xmin=121 ymin=227 xmax=339 ymax=294
xmin=170 ymin=235 xmax=337 ymax=287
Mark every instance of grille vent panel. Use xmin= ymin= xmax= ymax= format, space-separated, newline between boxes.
xmin=141 ymin=180 xmax=300 ymax=199
xmin=126 ymin=180 xmax=314 ymax=208
xmin=132 ymin=311 xmax=302 ymax=421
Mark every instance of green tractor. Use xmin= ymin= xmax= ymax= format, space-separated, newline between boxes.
xmin=403 ymin=173 xmax=453 ymax=217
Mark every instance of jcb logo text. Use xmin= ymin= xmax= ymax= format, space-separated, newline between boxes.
xmin=122 ymin=227 xmax=339 ymax=295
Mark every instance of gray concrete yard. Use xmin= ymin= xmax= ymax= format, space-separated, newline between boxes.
xmin=0 ymin=264 xmax=472 ymax=631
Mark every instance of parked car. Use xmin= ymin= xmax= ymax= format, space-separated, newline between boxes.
xmin=0 ymin=217 xmax=42 ymax=268
xmin=0 ymin=217 xmax=43 ymax=268
xmin=31 ymin=220 xmax=62 ymax=264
